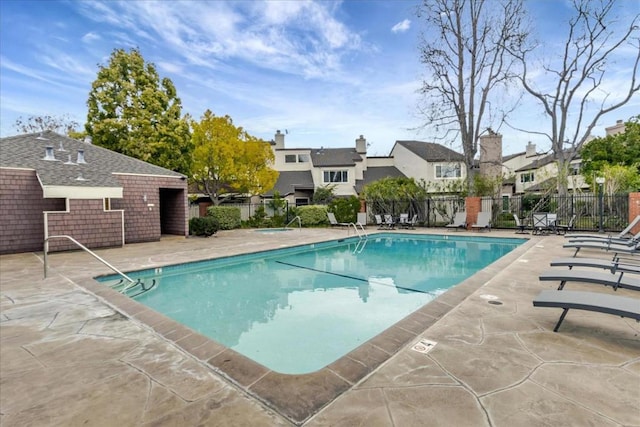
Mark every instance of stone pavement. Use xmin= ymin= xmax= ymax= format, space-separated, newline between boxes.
xmin=1 ymin=228 xmax=638 ymax=426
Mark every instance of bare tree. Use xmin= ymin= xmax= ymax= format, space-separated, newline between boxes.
xmin=508 ymin=0 xmax=639 ymax=195
xmin=14 ymin=114 xmax=80 ymax=136
xmin=416 ymin=0 xmax=529 ymax=193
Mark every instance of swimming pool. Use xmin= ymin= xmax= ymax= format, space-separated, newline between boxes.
xmin=97 ymin=233 xmax=524 ymax=374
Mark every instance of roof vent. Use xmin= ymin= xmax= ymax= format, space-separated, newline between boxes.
xmin=76 ymin=149 xmax=87 ymax=164
xmin=83 ymin=136 xmax=92 ymax=144
xmin=76 ymin=173 xmax=87 ymax=181
xmin=36 ymin=132 xmax=49 ymax=141
xmin=64 ymin=154 xmax=75 ymax=165
xmin=57 ymin=141 xmax=67 ymax=152
xmin=43 ymin=146 xmax=57 ymax=161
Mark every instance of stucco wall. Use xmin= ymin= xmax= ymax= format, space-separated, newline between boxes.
xmin=0 ymin=168 xmax=65 ymax=254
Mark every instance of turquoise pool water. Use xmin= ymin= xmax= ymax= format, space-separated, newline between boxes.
xmin=97 ymin=233 xmax=525 ymax=374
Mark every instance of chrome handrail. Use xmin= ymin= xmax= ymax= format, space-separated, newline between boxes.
xmin=43 ymin=235 xmax=136 ymax=290
xmin=348 ymin=222 xmax=367 ymax=239
xmin=285 ymin=215 xmax=302 ymax=230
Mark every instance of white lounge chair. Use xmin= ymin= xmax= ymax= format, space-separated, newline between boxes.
xmin=471 ymin=212 xmax=491 ymax=232
xmin=327 ymin=212 xmax=349 ymax=227
xmin=533 ymin=290 xmax=640 ymax=332
xmin=446 ymin=212 xmax=467 ymax=230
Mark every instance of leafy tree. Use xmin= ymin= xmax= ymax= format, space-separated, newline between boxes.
xmin=328 ymin=196 xmax=361 ymax=223
xmin=580 ymin=116 xmax=640 ymax=184
xmin=14 ymin=114 xmax=80 ymax=136
xmin=416 ymin=0 xmax=529 ymax=194
xmin=363 ymin=177 xmax=428 ymax=216
xmin=508 ymin=0 xmax=639 ymax=195
xmin=191 ymin=110 xmax=278 ymax=205
xmin=85 ymin=48 xmax=192 ymax=173
xmin=312 ymin=185 xmax=336 ymax=204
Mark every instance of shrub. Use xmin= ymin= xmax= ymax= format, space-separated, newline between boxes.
xmin=297 ymin=205 xmax=329 ymax=226
xmin=207 ymin=206 xmax=241 ymax=230
xmin=189 ymin=217 xmax=218 ymax=236
xmin=328 ymin=196 xmax=360 ymax=223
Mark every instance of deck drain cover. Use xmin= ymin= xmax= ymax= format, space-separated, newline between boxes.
xmin=411 ymin=339 xmax=437 ymax=354
xmin=488 ymin=300 xmax=503 ymax=305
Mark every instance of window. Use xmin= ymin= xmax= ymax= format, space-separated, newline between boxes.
xmin=285 ymin=155 xmax=296 ymax=163
xmin=502 ymin=195 xmax=510 ymax=212
xmin=298 ymin=154 xmax=309 ymax=162
xmin=104 ymin=198 xmax=110 ymax=210
xmin=323 ymin=170 xmax=348 ymax=183
xmin=520 ymin=172 xmax=534 ymax=183
xmin=435 ymin=163 xmax=461 ymax=178
xmin=295 ymin=198 xmax=309 ymax=206
xmin=570 ymin=164 xmax=580 ymax=175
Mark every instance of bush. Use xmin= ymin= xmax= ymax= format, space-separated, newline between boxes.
xmin=207 ymin=206 xmax=241 ymax=230
xmin=328 ymin=196 xmax=361 ymax=223
xmin=297 ymin=205 xmax=329 ymax=226
xmin=189 ymin=217 xmax=218 ymax=236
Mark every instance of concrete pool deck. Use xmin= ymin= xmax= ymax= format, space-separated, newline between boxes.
xmin=1 ymin=228 xmax=638 ymax=426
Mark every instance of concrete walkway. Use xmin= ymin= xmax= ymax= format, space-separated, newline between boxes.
xmin=1 ymin=229 xmax=638 ymax=426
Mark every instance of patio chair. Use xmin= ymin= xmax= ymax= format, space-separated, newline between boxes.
xmin=539 ymin=267 xmax=640 ymax=291
xmin=384 ymin=214 xmax=396 ymax=230
xmin=398 ymin=213 xmax=409 ymax=228
xmin=327 ymin=212 xmax=349 ymax=227
xmin=405 ymin=214 xmax=418 ymax=229
xmin=555 ymin=215 xmax=576 ymax=235
xmin=532 ymin=212 xmax=550 ymax=235
xmin=565 ymin=215 xmax=640 ymax=240
xmin=564 ymin=239 xmax=640 ymax=257
xmin=446 ymin=212 xmax=467 ymax=230
xmin=565 ymin=231 xmax=640 ymax=246
xmin=374 ymin=214 xmax=385 ymax=229
xmin=471 ymin=212 xmax=491 ymax=232
xmin=532 ymin=289 xmax=640 ymax=332
xmin=513 ymin=213 xmax=529 ymax=234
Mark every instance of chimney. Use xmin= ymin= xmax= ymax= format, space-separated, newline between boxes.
xmin=274 ymin=130 xmax=285 ymax=149
xmin=43 ymin=146 xmax=57 ymax=161
xmin=76 ymin=149 xmax=87 ymax=164
xmin=525 ymin=141 xmax=536 ymax=157
xmin=356 ymin=135 xmax=367 ymax=154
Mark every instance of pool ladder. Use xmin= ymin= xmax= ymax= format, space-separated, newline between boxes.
xmin=348 ymin=222 xmax=368 ymax=253
xmin=43 ymin=235 xmax=154 ymax=294
xmin=285 ymin=216 xmax=302 ymax=230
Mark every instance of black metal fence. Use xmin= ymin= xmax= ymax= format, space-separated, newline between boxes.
xmin=193 ymin=193 xmax=631 ymax=233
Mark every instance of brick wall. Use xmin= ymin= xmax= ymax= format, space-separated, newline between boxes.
xmin=465 ymin=197 xmax=482 ymax=230
xmin=112 ymin=174 xmax=188 ymax=243
xmin=0 ymin=169 xmax=65 ymax=254
xmin=630 ymin=192 xmax=640 ymax=234
xmin=46 ymin=199 xmax=123 ymax=252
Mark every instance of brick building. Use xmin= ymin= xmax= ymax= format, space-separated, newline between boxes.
xmin=0 ymin=131 xmax=188 ymax=254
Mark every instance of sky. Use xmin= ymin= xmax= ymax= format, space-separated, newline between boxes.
xmin=1 ymin=0 xmax=638 ymax=157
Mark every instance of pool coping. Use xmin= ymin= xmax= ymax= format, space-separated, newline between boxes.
xmin=78 ymin=233 xmax=536 ymax=425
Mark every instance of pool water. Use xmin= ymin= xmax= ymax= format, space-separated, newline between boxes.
xmin=97 ymin=234 xmax=525 ymax=374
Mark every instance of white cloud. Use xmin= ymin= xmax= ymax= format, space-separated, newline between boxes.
xmin=391 ymin=19 xmax=411 ymax=33
xmin=81 ymin=32 xmax=101 ymax=43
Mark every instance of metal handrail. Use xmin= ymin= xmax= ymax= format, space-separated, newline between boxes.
xmin=43 ymin=235 xmax=135 ymax=288
xmin=348 ymin=222 xmax=367 ymax=239
xmin=285 ymin=215 xmax=302 ymax=230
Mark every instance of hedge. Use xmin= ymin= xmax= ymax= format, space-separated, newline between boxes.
xmin=207 ymin=206 xmax=241 ymax=230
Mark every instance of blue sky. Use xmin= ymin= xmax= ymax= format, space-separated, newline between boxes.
xmin=1 ymin=0 xmax=638 ymax=156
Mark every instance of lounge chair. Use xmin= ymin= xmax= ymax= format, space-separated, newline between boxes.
xmin=539 ymin=267 xmax=640 ymax=291
xmin=565 ymin=231 xmax=640 ymax=245
xmin=555 ymin=215 xmax=576 ymax=235
xmin=327 ymin=212 xmax=349 ymax=227
xmin=471 ymin=211 xmax=491 ymax=232
xmin=565 ymin=215 xmax=640 ymax=240
xmin=405 ymin=214 xmax=418 ymax=229
xmin=398 ymin=213 xmax=409 ymax=228
xmin=533 ymin=289 xmax=640 ymax=332
xmin=446 ymin=212 xmax=467 ymax=230
xmin=550 ymin=257 xmax=640 ymax=275
xmin=564 ymin=239 xmax=640 ymax=257
xmin=375 ymin=214 xmax=385 ymax=229
xmin=513 ymin=213 xmax=529 ymax=234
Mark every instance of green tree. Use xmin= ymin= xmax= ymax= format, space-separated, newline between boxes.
xmin=85 ymin=48 xmax=192 ymax=173
xmin=191 ymin=110 xmax=278 ymax=205
xmin=312 ymin=185 xmax=336 ymax=204
xmin=580 ymin=116 xmax=640 ymax=187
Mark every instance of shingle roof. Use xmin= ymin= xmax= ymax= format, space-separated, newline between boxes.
xmin=515 ymin=153 xmax=555 ymax=172
xmin=310 ymin=147 xmax=363 ymax=167
xmin=0 ymin=131 xmax=185 ymax=188
xmin=265 ymin=170 xmax=314 ymax=196
xmin=355 ymin=166 xmax=406 ymax=193
xmin=395 ymin=140 xmax=464 ymax=162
